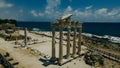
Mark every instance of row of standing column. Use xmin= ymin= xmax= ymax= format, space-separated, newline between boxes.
xmin=66 ymin=22 xmax=82 ymax=58
xmin=51 ymin=23 xmax=82 ymax=64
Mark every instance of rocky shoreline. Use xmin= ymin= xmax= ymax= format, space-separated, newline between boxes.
xmin=0 ymin=30 xmax=120 ymax=68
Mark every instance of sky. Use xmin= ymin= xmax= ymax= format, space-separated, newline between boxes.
xmin=0 ymin=0 xmax=120 ymax=22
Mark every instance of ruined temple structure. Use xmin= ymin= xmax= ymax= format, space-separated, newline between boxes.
xmin=0 ymin=23 xmax=25 ymax=41
xmin=51 ymin=14 xmax=82 ymax=65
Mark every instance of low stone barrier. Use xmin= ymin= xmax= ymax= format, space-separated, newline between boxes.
xmin=87 ymin=46 xmax=120 ymax=63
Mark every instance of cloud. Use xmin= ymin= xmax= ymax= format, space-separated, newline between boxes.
xmin=30 ymin=0 xmax=61 ymax=19
xmin=69 ymin=0 xmax=72 ymax=2
xmin=0 ymin=0 xmax=119 ymax=22
xmin=0 ymin=0 xmax=13 ymax=8
xmin=19 ymin=9 xmax=23 ymax=13
xmin=63 ymin=6 xmax=73 ymax=15
xmin=95 ymin=8 xmax=108 ymax=15
xmin=108 ymin=9 xmax=119 ymax=16
xmin=30 ymin=10 xmax=38 ymax=17
xmin=85 ymin=5 xmax=93 ymax=10
xmin=45 ymin=0 xmax=61 ymax=18
xmin=66 ymin=6 xmax=72 ymax=12
xmin=73 ymin=7 xmax=120 ymax=22
xmin=38 ymin=12 xmax=44 ymax=16
xmin=46 ymin=0 xmax=60 ymax=10
xmin=29 ymin=0 xmax=120 ymax=22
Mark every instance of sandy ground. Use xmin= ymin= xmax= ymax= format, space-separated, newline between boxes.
xmin=0 ymin=30 xmax=91 ymax=68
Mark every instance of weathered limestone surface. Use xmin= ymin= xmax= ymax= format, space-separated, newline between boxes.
xmin=73 ymin=22 xmax=77 ymax=57
xmin=66 ymin=19 xmax=71 ymax=59
xmin=24 ymin=27 xmax=27 ymax=46
xmin=51 ymin=14 xmax=82 ymax=65
xmin=59 ymin=21 xmax=64 ymax=64
xmin=51 ymin=25 xmax=56 ymax=61
xmin=78 ymin=26 xmax=82 ymax=55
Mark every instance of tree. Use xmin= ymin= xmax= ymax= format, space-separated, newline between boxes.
xmin=0 ymin=19 xmax=17 ymax=26
xmin=9 ymin=19 xmax=17 ymax=26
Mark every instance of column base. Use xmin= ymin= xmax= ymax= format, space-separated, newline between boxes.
xmin=65 ymin=55 xmax=70 ymax=59
xmin=58 ymin=59 xmax=63 ymax=66
xmin=58 ymin=61 xmax=63 ymax=66
xmin=72 ymin=54 xmax=77 ymax=58
xmin=50 ymin=57 xmax=57 ymax=62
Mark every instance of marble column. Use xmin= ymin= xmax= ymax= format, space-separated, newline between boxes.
xmin=77 ymin=24 xmax=82 ymax=55
xmin=66 ymin=22 xmax=71 ymax=59
xmin=72 ymin=22 xmax=77 ymax=57
xmin=51 ymin=25 xmax=56 ymax=61
xmin=24 ymin=27 xmax=27 ymax=46
xmin=59 ymin=22 xmax=63 ymax=64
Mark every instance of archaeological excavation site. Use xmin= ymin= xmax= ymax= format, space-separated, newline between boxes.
xmin=0 ymin=15 xmax=120 ymax=68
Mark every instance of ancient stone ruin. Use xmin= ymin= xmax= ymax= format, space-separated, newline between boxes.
xmin=0 ymin=22 xmax=24 ymax=41
xmin=51 ymin=14 xmax=82 ymax=65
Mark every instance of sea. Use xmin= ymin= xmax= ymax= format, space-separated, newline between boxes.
xmin=17 ymin=22 xmax=120 ymax=43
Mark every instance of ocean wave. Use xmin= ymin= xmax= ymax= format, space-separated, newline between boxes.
xmin=31 ymin=28 xmax=120 ymax=44
xmin=32 ymin=28 xmax=40 ymax=31
xmin=82 ymin=33 xmax=120 ymax=44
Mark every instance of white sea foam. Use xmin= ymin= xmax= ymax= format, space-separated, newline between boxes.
xmin=82 ymin=33 xmax=120 ymax=43
xmin=82 ymin=33 xmax=93 ymax=37
xmin=103 ymin=35 xmax=120 ymax=43
xmin=32 ymin=28 xmax=40 ymax=31
xmin=31 ymin=28 xmax=120 ymax=44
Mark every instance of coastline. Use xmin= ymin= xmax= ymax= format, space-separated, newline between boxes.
xmin=0 ymin=30 xmax=91 ymax=68
xmin=0 ymin=29 xmax=120 ymax=68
